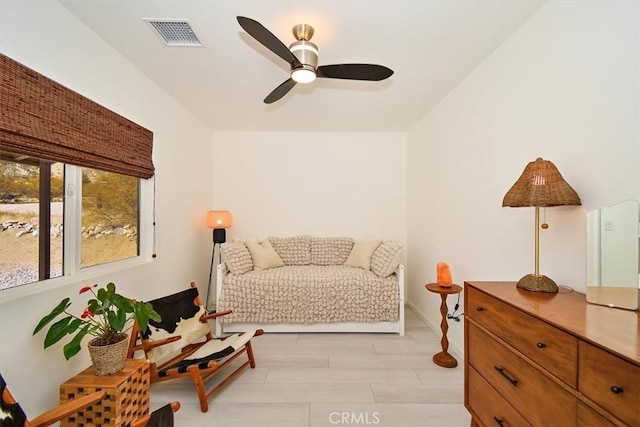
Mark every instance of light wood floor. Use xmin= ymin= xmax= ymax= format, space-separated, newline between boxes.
xmin=149 ymin=307 xmax=471 ymax=426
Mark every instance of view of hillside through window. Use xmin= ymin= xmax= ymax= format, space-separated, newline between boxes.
xmin=0 ymin=159 xmax=63 ymax=286
xmin=81 ymin=167 xmax=140 ymax=267
xmin=0 ymin=156 xmax=140 ymax=289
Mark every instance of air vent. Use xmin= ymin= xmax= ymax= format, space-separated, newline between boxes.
xmin=144 ymin=18 xmax=202 ymax=46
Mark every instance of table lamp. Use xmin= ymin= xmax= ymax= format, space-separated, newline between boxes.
xmin=502 ymin=158 xmax=580 ymax=293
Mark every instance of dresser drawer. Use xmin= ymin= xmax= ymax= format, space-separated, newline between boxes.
xmin=468 ymin=366 xmax=531 ymax=427
xmin=578 ymin=341 xmax=639 ymax=426
xmin=468 ymin=322 xmax=577 ymax=427
xmin=467 ymin=286 xmax=578 ymax=387
xmin=577 ymin=403 xmax=615 ymax=427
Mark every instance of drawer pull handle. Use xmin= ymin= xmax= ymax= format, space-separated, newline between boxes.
xmin=494 ymin=366 xmax=518 ymax=386
xmin=536 ymin=342 xmax=546 ymax=349
xmin=493 ymin=416 xmax=505 ymax=427
xmin=476 ymin=306 xmax=484 ymax=312
xmin=611 ymin=386 xmax=624 ymax=394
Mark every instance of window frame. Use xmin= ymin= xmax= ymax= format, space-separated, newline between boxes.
xmin=0 ymin=162 xmax=155 ymax=302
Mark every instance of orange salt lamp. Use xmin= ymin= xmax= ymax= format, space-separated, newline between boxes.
xmin=437 ymin=262 xmax=453 ymax=288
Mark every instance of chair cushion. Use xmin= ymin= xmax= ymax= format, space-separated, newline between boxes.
xmin=310 ymin=237 xmax=354 ymax=265
xmin=158 ymin=330 xmax=257 ymax=375
xmin=268 ymin=235 xmax=311 ymax=265
xmin=147 ymin=403 xmax=175 ymax=427
xmin=345 ymin=239 xmax=382 ymax=270
xmin=221 ymin=242 xmax=253 ymax=275
xmin=144 ymin=288 xmax=210 ymax=364
xmin=246 ymin=239 xmax=284 ymax=270
xmin=0 ymin=374 xmax=27 ymax=427
xmin=370 ymin=242 xmax=403 ymax=277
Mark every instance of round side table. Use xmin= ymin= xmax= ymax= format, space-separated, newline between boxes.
xmin=425 ymin=283 xmax=463 ymax=368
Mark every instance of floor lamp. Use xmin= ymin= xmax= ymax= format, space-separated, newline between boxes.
xmin=502 ymin=157 xmax=580 ymax=293
xmin=205 ymin=210 xmax=233 ymax=312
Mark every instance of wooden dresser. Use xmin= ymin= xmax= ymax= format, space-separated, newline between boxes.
xmin=464 ymin=281 xmax=639 ymax=427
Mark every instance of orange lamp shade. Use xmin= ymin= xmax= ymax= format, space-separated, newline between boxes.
xmin=437 ymin=262 xmax=453 ymax=287
xmin=206 ymin=210 xmax=233 ymax=229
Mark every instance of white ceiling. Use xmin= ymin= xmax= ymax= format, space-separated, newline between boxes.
xmin=58 ymin=0 xmax=546 ymax=132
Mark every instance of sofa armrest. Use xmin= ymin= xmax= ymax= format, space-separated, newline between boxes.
xmin=396 ymin=264 xmax=405 ymax=336
xmin=215 ymin=263 xmax=229 ymax=335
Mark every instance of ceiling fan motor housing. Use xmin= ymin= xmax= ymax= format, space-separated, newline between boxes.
xmin=289 ymin=40 xmax=318 ymax=71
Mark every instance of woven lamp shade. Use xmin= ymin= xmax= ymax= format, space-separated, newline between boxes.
xmin=503 ymin=157 xmax=581 ymax=208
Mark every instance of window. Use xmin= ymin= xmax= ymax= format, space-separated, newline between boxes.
xmin=0 ymin=152 xmax=151 ymax=291
xmin=81 ymin=167 xmax=139 ymax=267
xmin=0 ymin=155 xmax=63 ymax=286
xmin=1 ymin=54 xmax=155 ymax=292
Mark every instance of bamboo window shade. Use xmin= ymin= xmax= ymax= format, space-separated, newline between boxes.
xmin=0 ymin=53 xmax=154 ymax=179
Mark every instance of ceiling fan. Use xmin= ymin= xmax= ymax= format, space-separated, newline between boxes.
xmin=237 ymin=16 xmax=394 ymax=104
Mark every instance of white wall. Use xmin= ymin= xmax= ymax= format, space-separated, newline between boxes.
xmin=407 ymin=1 xmax=639 ymax=355
xmin=0 ymin=0 xmax=214 ymax=414
xmin=212 ymin=131 xmax=407 ymax=243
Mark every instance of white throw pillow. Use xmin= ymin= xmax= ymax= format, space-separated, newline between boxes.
xmin=246 ymin=239 xmax=285 ymax=270
xmin=344 ymin=239 xmax=382 ymax=270
xmin=220 ymin=242 xmax=253 ymax=275
xmin=370 ymin=242 xmax=403 ymax=277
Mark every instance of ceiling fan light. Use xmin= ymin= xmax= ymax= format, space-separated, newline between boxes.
xmin=291 ymin=68 xmax=316 ymax=84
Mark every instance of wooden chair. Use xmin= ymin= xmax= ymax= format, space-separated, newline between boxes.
xmin=127 ymin=282 xmax=263 ymax=412
xmin=1 ymin=372 xmax=180 ymax=427
xmin=1 ymin=372 xmax=104 ymax=427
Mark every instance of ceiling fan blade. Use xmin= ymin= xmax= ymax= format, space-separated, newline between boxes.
xmin=237 ymin=16 xmax=301 ymax=68
xmin=264 ymin=78 xmax=297 ymax=104
xmin=316 ymin=64 xmax=394 ymax=81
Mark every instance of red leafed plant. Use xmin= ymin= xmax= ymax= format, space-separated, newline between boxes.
xmin=33 ymin=282 xmax=160 ymax=360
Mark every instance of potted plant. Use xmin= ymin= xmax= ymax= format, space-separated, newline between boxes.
xmin=33 ymin=282 xmax=161 ymax=375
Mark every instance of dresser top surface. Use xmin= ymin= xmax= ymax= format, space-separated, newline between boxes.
xmin=465 ymin=281 xmax=640 ymax=364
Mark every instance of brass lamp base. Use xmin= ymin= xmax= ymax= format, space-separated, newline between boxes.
xmin=516 ymin=274 xmax=558 ymax=293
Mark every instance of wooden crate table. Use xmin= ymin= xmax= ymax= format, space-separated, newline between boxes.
xmin=59 ymin=359 xmax=150 ymax=426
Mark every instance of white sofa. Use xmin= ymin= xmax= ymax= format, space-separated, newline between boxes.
xmin=215 ymin=235 xmax=404 ymax=336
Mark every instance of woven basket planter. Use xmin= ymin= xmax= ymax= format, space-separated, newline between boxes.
xmin=87 ymin=334 xmax=129 ymax=376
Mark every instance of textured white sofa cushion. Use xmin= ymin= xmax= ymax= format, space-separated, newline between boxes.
xmin=219 ymin=265 xmax=399 ymax=325
xmin=220 ymin=242 xmax=253 ymax=275
xmin=310 ymin=237 xmax=354 ymax=265
xmin=370 ymin=242 xmax=403 ymax=278
xmin=268 ymin=235 xmax=311 ymax=266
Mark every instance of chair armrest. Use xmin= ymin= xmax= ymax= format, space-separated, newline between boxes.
xmin=201 ymin=309 xmax=232 ymax=322
xmin=130 ymin=335 xmax=182 ymax=353
xmin=28 ymin=390 xmax=106 ymax=427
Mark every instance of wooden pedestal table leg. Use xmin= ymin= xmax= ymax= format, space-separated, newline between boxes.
xmin=433 ymin=293 xmax=457 ymax=368
xmin=425 ymin=283 xmax=463 ymax=368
